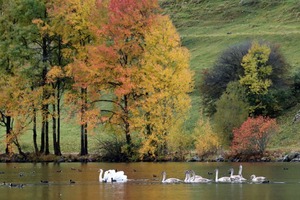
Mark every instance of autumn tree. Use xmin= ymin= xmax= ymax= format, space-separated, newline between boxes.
xmin=88 ymin=0 xmax=160 ymax=158
xmin=200 ymin=40 xmax=291 ymax=117
xmin=0 ymin=71 xmax=41 ymax=156
xmin=240 ymin=41 xmax=272 ymax=94
xmin=193 ymin=116 xmax=220 ymax=159
xmin=166 ymin=120 xmax=193 ymax=161
xmin=135 ymin=15 xmax=193 ymax=160
xmin=48 ymin=0 xmax=103 ymax=155
xmin=239 ymin=41 xmax=276 ymax=116
xmin=231 ymin=116 xmax=278 ymax=156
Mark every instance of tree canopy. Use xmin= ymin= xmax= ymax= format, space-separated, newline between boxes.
xmin=0 ymin=0 xmax=194 ymax=161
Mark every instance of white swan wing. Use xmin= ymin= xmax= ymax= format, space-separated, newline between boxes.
xmin=253 ymin=176 xmax=266 ymax=182
xmin=115 ymin=174 xmax=128 ymax=182
xmin=114 ymin=175 xmax=128 ymax=182
xmin=191 ymin=177 xmax=212 ymax=183
xmin=113 ymin=171 xmax=125 ymax=179
xmin=218 ymin=176 xmax=232 ymax=182
xmin=103 ymin=170 xmax=110 ymax=180
xmin=163 ymin=178 xmax=182 ymax=183
xmin=251 ymin=174 xmax=267 ymax=182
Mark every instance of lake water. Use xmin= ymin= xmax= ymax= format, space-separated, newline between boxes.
xmin=0 ymin=162 xmax=300 ymax=200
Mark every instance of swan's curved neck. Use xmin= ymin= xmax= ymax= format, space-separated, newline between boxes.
xmin=216 ymin=169 xmax=219 ymax=183
xmin=162 ymin=172 xmax=166 ymax=182
xmin=184 ymin=172 xmax=188 ymax=182
xmin=99 ymin=169 xmax=103 ymax=182
xmin=191 ymin=171 xmax=195 ymax=181
xmin=238 ymin=165 xmax=242 ymax=176
xmin=230 ymin=168 xmax=234 ymax=176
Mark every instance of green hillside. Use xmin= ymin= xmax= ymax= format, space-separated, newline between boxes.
xmin=160 ymin=0 xmax=300 ymax=151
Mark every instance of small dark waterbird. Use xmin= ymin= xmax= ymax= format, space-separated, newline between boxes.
xmin=40 ymin=180 xmax=49 ymax=184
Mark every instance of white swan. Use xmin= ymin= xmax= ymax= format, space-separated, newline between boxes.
xmin=230 ymin=168 xmax=239 ymax=179
xmin=107 ymin=170 xmax=127 ymax=183
xmin=99 ymin=169 xmax=113 ymax=182
xmin=113 ymin=173 xmax=127 ymax=183
xmin=215 ymin=169 xmax=231 ymax=183
xmin=238 ymin=165 xmax=247 ymax=181
xmin=99 ymin=169 xmax=127 ymax=183
xmin=161 ymin=171 xmax=182 ymax=183
xmin=250 ymin=175 xmax=268 ymax=183
xmin=189 ymin=170 xmax=212 ymax=183
xmin=229 ymin=168 xmax=243 ymax=182
xmin=190 ymin=170 xmax=203 ymax=179
xmin=184 ymin=170 xmax=191 ymax=183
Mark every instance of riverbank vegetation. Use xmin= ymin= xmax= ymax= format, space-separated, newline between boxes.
xmin=1 ymin=0 xmax=300 ymax=162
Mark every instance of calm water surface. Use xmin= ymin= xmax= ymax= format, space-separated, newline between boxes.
xmin=0 ymin=162 xmax=300 ymax=200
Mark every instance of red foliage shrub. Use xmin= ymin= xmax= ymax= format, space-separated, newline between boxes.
xmin=231 ymin=116 xmax=278 ymax=156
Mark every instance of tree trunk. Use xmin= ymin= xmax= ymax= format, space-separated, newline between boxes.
xmin=54 ymin=37 xmax=63 ymax=156
xmin=56 ymin=83 xmax=62 ymax=156
xmin=40 ymin=102 xmax=50 ymax=155
xmin=124 ymin=95 xmax=131 ymax=145
xmin=33 ymin=108 xmax=39 ymax=155
xmin=123 ymin=95 xmax=132 ymax=157
xmin=13 ymin=138 xmax=27 ymax=158
xmin=40 ymin=32 xmax=50 ymax=155
xmin=40 ymin=117 xmax=45 ymax=154
xmin=52 ymin=103 xmax=58 ymax=155
xmin=80 ymin=88 xmax=88 ymax=156
xmin=45 ymin=107 xmax=50 ymax=155
xmin=5 ymin=116 xmax=12 ymax=155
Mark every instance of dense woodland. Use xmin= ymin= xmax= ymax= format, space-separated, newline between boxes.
xmin=0 ymin=0 xmax=299 ymax=162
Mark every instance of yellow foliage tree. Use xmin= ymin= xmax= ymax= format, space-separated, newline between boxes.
xmin=134 ymin=15 xmax=194 ymax=160
xmin=0 ymin=73 xmax=41 ymax=156
xmin=239 ymin=41 xmax=272 ymax=95
xmin=194 ymin=116 xmax=220 ymax=158
xmin=166 ymin=119 xmax=193 ymax=161
xmin=239 ymin=41 xmax=274 ymax=115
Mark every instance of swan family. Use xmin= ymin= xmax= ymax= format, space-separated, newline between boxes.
xmin=162 ymin=165 xmax=269 ymax=184
xmin=98 ymin=165 xmax=269 ymax=184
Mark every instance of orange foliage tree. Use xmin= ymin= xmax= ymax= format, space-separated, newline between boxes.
xmin=88 ymin=0 xmax=160 ymax=157
xmin=231 ymin=116 xmax=278 ymax=155
xmin=87 ymin=0 xmax=194 ymax=160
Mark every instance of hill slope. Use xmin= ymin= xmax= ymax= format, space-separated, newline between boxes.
xmin=160 ymin=0 xmax=300 ymax=150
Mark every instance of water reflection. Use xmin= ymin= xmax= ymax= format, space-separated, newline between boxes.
xmin=0 ymin=162 xmax=300 ymax=200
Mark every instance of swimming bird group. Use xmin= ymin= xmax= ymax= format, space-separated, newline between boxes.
xmin=161 ymin=165 xmax=269 ymax=184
